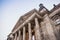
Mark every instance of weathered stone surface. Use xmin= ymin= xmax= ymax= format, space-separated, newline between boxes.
xmin=35 ymin=18 xmax=41 ymax=40
xmin=7 ymin=3 xmax=60 ymax=40
xmin=44 ymin=14 xmax=56 ymax=40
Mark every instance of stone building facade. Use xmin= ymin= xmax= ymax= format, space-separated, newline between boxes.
xmin=7 ymin=3 xmax=60 ymax=40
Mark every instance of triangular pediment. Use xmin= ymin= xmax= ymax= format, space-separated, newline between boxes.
xmin=12 ymin=12 xmax=42 ymax=33
xmin=12 ymin=9 xmax=42 ymax=32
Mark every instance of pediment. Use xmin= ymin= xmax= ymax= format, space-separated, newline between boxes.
xmin=12 ymin=11 xmax=42 ymax=33
xmin=12 ymin=9 xmax=42 ymax=32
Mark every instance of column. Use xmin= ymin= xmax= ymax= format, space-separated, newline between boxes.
xmin=28 ymin=23 xmax=32 ymax=40
xmin=17 ymin=30 xmax=21 ymax=40
xmin=34 ymin=18 xmax=41 ymax=40
xmin=44 ymin=14 xmax=56 ymax=40
xmin=23 ymin=27 xmax=25 ymax=40
xmin=14 ymin=33 xmax=17 ymax=40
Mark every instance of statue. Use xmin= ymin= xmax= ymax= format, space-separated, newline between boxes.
xmin=39 ymin=3 xmax=45 ymax=11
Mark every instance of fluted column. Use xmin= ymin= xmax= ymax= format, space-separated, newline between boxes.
xmin=23 ymin=27 xmax=25 ymax=40
xmin=28 ymin=23 xmax=32 ymax=40
xmin=44 ymin=14 xmax=56 ymax=40
xmin=35 ymin=18 xmax=41 ymax=40
xmin=14 ymin=33 xmax=17 ymax=40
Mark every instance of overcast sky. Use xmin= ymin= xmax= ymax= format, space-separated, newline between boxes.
xmin=0 ymin=0 xmax=60 ymax=40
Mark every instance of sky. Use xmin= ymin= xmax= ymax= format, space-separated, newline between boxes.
xmin=0 ymin=0 xmax=60 ymax=40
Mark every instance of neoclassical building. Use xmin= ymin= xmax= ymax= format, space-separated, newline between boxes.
xmin=7 ymin=3 xmax=60 ymax=40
